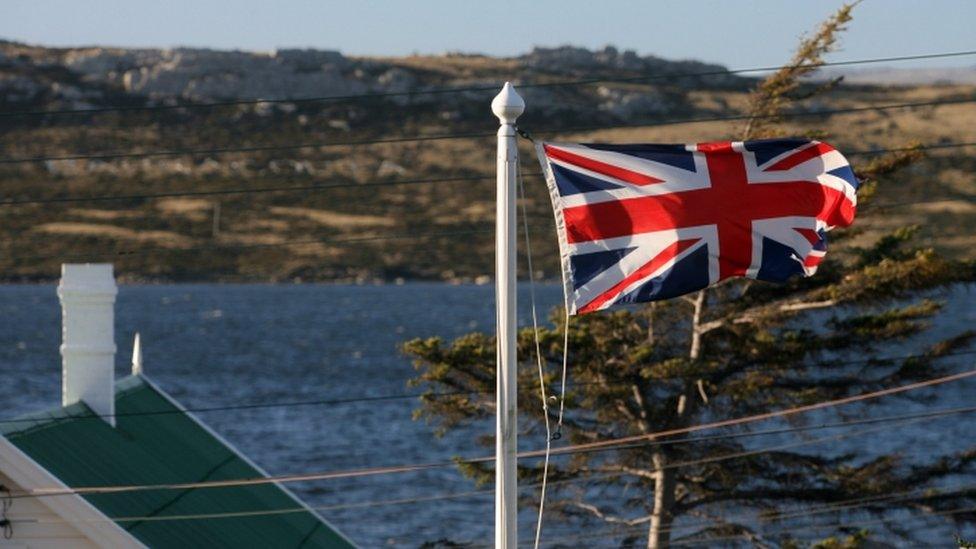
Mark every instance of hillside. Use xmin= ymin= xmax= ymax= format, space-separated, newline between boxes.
xmin=815 ymin=65 xmax=976 ymax=85
xmin=0 ymin=41 xmax=974 ymax=283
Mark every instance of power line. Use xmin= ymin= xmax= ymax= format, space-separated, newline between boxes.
xmin=14 ymin=482 xmax=976 ymax=549
xmin=530 ymin=97 xmax=976 ymax=139
xmin=869 ymin=196 xmax=976 ymax=210
xmin=411 ymin=404 xmax=976 ymax=516
xmin=526 ymin=481 xmax=976 ymax=547
xmin=23 ymin=476 xmax=970 ymax=534
xmin=0 ymin=130 xmax=495 ymax=165
xmin=1 ymin=349 xmax=973 ymax=427
xmin=850 ymin=140 xmax=976 ymax=156
xmin=595 ymin=401 xmax=976 ymax=456
xmin=0 ymin=187 xmax=968 ymax=266
xmin=0 ymin=174 xmax=494 ymax=206
xmin=0 ymin=419 xmax=917 ymax=529
xmin=536 ymin=366 xmax=976 ymax=460
xmin=2 ymin=97 xmax=974 ymax=165
xmin=7 ymin=411 xmax=969 ymax=523
xmin=3 ymin=140 xmax=975 ymax=208
xmin=3 ymin=49 xmax=976 ymax=118
xmin=0 ymin=226 xmax=498 ymax=264
xmin=7 ymin=366 xmax=975 ymax=499
xmin=543 ymin=500 xmax=976 ymax=548
xmin=6 ymin=413 xmax=973 ymax=549
xmin=8 ymin=409 xmax=975 ymax=530
xmin=0 ymin=387 xmax=470 ymax=426
xmin=667 ymin=505 xmax=976 ymax=548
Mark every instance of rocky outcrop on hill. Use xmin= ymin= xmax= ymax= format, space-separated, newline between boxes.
xmin=63 ymin=47 xmax=367 ymax=101
xmin=0 ymin=41 xmax=750 ymax=121
xmin=519 ymin=46 xmax=743 ymax=86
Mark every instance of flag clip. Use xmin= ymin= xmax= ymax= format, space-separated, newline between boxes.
xmin=515 ymin=126 xmax=535 ymax=142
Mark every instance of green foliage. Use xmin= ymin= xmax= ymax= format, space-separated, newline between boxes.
xmin=810 ymin=529 xmax=870 ymax=549
xmin=855 ymin=145 xmax=925 ymax=193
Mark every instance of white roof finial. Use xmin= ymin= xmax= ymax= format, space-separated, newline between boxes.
xmin=131 ymin=332 xmax=143 ymax=376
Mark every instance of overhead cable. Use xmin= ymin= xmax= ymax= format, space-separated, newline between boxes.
xmin=1 ymin=227 xmax=498 ymax=264
xmin=1 ymin=349 xmax=973 ymax=426
xmin=3 ymin=140 xmax=975 ymax=208
xmin=7 ymin=366 xmax=975 ymax=499
xmin=3 ymin=49 xmax=975 ymax=118
xmin=8 ymin=410 xmax=974 ymax=533
xmin=2 ymin=97 xmax=973 ymax=165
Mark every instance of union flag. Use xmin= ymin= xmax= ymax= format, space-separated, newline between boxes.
xmin=536 ymin=139 xmax=858 ymax=315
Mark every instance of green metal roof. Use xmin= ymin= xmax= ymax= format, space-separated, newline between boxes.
xmin=2 ymin=375 xmax=355 ymax=549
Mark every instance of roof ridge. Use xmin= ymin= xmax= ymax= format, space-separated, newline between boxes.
xmin=0 ymin=400 xmax=93 ymax=437
xmin=1 ymin=374 xmax=150 ymax=437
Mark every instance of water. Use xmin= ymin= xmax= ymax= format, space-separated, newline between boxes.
xmin=0 ymin=283 xmax=973 ymax=547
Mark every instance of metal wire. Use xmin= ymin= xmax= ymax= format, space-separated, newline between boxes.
xmin=1 ymin=349 xmax=972 ymax=426
xmin=6 ymin=366 xmax=975 ymax=500
xmin=3 ymin=98 xmax=974 ymax=165
xmin=8 ymin=412 xmax=975 ymax=528
xmin=4 ymin=48 xmax=975 ymax=118
xmin=1 ymin=227 xmax=499 ymax=264
xmin=0 ymin=174 xmax=495 ymax=207
xmin=2 ymin=141 xmax=972 ymax=209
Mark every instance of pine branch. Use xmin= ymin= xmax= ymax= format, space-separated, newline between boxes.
xmin=742 ymin=2 xmax=858 ymax=139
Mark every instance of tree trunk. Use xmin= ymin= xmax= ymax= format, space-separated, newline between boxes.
xmin=647 ymin=452 xmax=676 ymax=549
xmin=648 ymin=289 xmax=707 ymax=547
xmin=689 ymin=290 xmax=706 ymax=360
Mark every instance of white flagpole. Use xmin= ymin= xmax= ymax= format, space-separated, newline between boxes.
xmin=492 ymin=82 xmax=524 ymax=549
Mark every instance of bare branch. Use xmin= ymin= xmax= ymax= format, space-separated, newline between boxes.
xmin=778 ymin=299 xmax=838 ymax=313
xmin=689 ymin=290 xmax=707 ymax=360
xmin=565 ymin=500 xmax=653 ymax=526
xmin=699 ymin=298 xmax=840 ymax=335
xmin=587 ymin=464 xmax=658 ymax=481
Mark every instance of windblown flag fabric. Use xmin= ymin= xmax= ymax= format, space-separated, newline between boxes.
xmin=537 ymin=139 xmax=858 ymax=315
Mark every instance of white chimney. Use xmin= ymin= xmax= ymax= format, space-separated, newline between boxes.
xmin=58 ymin=264 xmax=118 ymax=426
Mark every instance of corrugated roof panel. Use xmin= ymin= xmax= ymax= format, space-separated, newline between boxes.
xmin=3 ymin=375 xmax=354 ymax=549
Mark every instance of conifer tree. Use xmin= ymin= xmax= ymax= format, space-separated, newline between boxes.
xmin=404 ymin=4 xmax=976 ymax=547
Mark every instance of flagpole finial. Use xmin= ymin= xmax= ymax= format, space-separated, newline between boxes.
xmin=491 ymin=82 xmax=525 ymax=125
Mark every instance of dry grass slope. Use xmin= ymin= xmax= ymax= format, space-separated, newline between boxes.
xmin=0 ymin=50 xmax=973 ymax=282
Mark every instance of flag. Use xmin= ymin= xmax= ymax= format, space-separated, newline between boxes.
xmin=537 ymin=139 xmax=858 ymax=315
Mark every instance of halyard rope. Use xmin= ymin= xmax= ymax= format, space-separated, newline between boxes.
xmin=517 ymin=159 xmax=555 ymax=549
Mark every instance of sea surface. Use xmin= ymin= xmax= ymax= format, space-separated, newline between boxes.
xmin=0 ymin=283 xmax=974 ymax=547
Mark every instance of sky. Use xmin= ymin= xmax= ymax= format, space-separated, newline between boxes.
xmin=3 ymin=1 xmax=975 ymax=70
